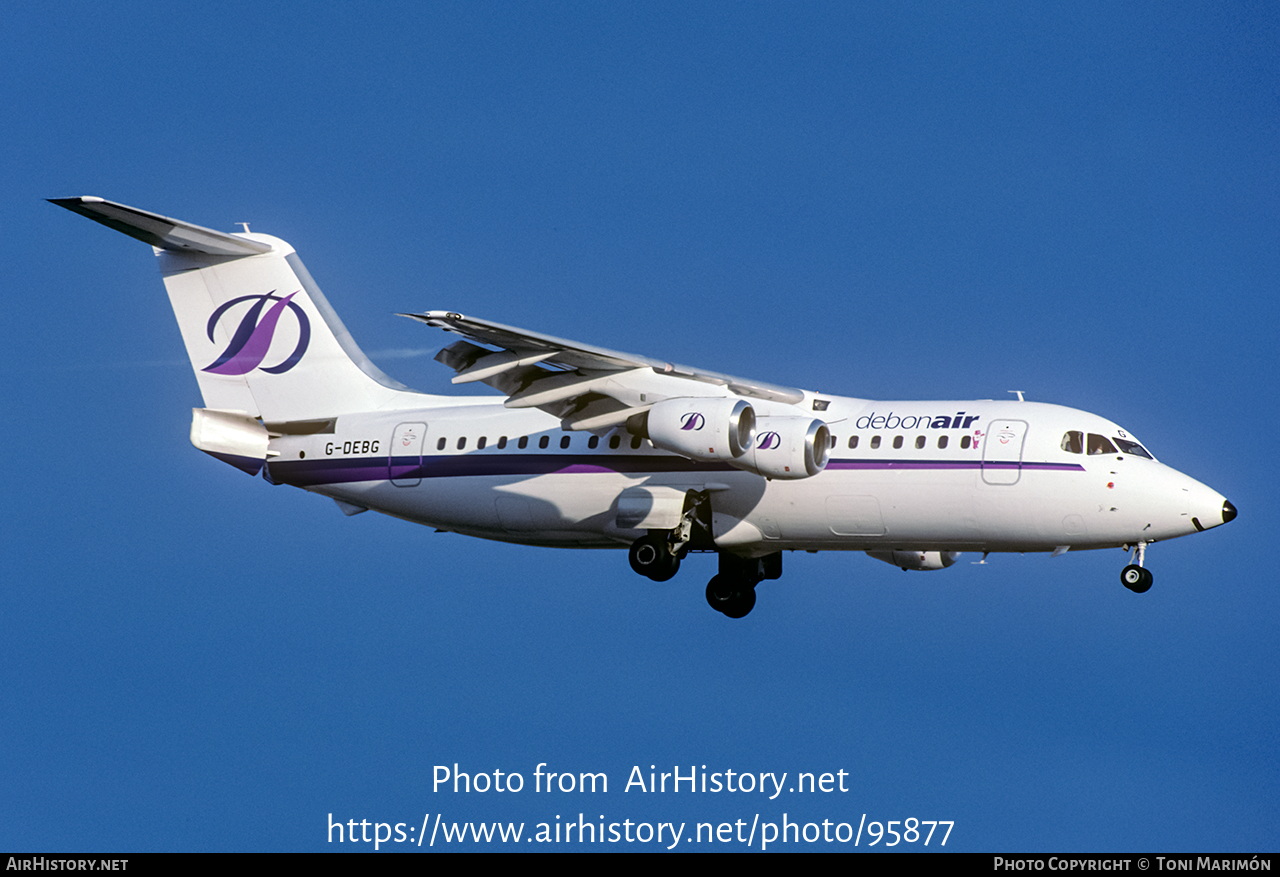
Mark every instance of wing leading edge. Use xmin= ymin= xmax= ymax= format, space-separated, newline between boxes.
xmin=400 ymin=310 xmax=807 ymax=431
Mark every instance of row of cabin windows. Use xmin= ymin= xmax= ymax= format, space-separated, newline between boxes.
xmin=436 ymin=434 xmax=646 ymax=452
xmin=436 ymin=433 xmax=981 ymax=453
xmin=417 ymin=429 xmax=1152 ymax=459
xmin=830 ymin=434 xmax=974 ymax=451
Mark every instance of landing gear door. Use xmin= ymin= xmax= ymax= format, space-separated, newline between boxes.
xmin=982 ymin=419 xmax=1027 ymax=485
xmin=390 ymin=422 xmax=427 ymax=487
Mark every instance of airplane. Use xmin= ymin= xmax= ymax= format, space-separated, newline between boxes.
xmin=51 ymin=196 xmax=1237 ymax=618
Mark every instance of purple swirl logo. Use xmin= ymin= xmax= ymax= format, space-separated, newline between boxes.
xmin=757 ymin=431 xmax=781 ymax=450
xmin=202 ymin=291 xmax=311 ymax=376
xmin=680 ymin=412 xmax=706 ymax=431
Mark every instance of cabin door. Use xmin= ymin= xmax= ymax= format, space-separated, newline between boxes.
xmin=389 ymin=422 xmax=427 ymax=486
xmin=981 ymin=419 xmax=1027 ymax=485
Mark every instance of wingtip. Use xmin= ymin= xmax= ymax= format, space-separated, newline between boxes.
xmin=48 ymin=195 xmax=105 ymax=206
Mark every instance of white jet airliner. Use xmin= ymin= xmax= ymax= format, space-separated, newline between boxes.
xmin=52 ymin=197 xmax=1236 ymax=617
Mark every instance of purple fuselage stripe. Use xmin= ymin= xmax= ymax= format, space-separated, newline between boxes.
xmin=826 ymin=460 xmax=1084 ymax=471
xmin=264 ymin=454 xmax=1087 ymax=488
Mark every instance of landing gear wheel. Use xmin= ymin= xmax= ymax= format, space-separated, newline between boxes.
xmin=705 ymin=574 xmax=733 ymax=610
xmin=705 ymin=575 xmax=756 ymax=618
xmin=629 ymin=535 xmax=680 ymax=581
xmin=721 ymin=588 xmax=756 ymax=618
xmin=1121 ymin=564 xmax=1153 ymax=593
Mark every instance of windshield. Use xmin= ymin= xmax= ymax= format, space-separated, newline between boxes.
xmin=1114 ymin=437 xmax=1153 ymax=459
xmin=1087 ymin=433 xmax=1117 ymax=455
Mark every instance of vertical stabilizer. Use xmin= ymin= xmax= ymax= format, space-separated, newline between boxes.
xmin=51 ymin=197 xmax=432 ymax=422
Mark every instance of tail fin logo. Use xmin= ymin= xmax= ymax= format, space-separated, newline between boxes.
xmin=202 ymin=291 xmax=311 ymax=376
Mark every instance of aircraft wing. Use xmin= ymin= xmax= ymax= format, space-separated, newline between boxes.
xmin=400 ymin=310 xmax=805 ymax=431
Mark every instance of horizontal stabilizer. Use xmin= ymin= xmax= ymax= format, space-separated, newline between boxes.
xmin=48 ymin=196 xmax=272 ymax=257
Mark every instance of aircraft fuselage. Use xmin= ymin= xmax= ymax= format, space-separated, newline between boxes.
xmin=263 ymin=396 xmax=1229 ymax=557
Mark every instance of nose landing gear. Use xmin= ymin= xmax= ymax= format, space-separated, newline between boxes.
xmin=1121 ymin=541 xmax=1153 ymax=593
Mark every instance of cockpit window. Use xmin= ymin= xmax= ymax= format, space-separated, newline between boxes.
xmin=1061 ymin=431 xmax=1084 ymax=454
xmin=1087 ymin=433 xmax=1118 ymax=455
xmin=1114 ymin=438 xmax=1153 ymax=459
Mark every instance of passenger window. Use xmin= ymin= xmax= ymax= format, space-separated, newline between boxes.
xmin=437 ymin=437 xmax=446 ymax=451
xmin=560 ymin=435 xmax=571 ymax=449
xmin=1087 ymin=433 xmax=1117 ymax=455
xmin=870 ymin=435 xmax=881 ymax=449
xmin=518 ymin=436 xmax=529 ymax=449
xmin=630 ymin=436 xmax=642 ymax=449
xmin=609 ymin=435 xmax=621 ymax=449
xmin=477 ymin=436 xmax=487 ymax=450
xmin=848 ymin=435 xmax=858 ymax=449
xmin=892 ymin=436 xmax=903 ymax=450
xmin=456 ymin=437 xmax=467 ymax=450
xmin=915 ymin=435 xmax=925 ymax=449
xmin=937 ymin=435 xmax=948 ymax=449
xmin=497 ymin=436 xmax=507 ymax=449
xmin=588 ymin=435 xmax=599 ymax=449
xmin=538 ymin=436 xmax=550 ymax=449
xmin=960 ymin=436 xmax=971 ymax=449
xmin=1061 ymin=431 xmax=1084 ymax=454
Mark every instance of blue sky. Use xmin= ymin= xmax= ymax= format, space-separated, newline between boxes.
xmin=3 ymin=2 xmax=1276 ymax=852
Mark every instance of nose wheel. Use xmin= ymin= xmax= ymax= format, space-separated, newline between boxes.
xmin=1121 ymin=542 xmax=1153 ymax=593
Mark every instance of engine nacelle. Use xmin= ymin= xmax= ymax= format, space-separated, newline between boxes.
xmin=645 ymin=397 xmax=755 ymax=463
xmin=866 ymin=550 xmax=961 ymax=571
xmin=732 ymin=415 xmax=830 ymax=480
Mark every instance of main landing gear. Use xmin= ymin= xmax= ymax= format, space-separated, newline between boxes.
xmin=1121 ymin=541 xmax=1153 ymax=593
xmin=628 ymin=533 xmax=682 ymax=582
xmin=705 ymin=575 xmax=755 ymax=618
xmin=625 ymin=490 xmax=781 ymax=617
xmin=627 ymin=491 xmax=709 ymax=583
xmin=704 ymin=552 xmax=782 ymax=619
xmin=627 ymin=537 xmax=782 ymax=619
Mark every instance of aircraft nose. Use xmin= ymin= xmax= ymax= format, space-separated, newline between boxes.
xmin=1222 ymin=499 xmax=1237 ymax=525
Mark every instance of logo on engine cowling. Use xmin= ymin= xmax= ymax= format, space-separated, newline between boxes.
xmin=202 ymin=291 xmax=311 ymax=376
xmin=757 ymin=431 xmax=781 ymax=450
xmin=680 ymin=412 xmax=706 ymax=431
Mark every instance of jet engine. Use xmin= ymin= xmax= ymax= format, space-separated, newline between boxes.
xmin=866 ymin=550 xmax=961 ymax=571
xmin=643 ymin=397 xmax=756 ymax=463
xmin=732 ymin=416 xmax=830 ymax=480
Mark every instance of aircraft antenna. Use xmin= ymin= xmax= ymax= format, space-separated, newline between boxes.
xmin=1007 ymin=390 xmax=1026 ymax=402
xmin=236 ymin=222 xmax=251 ymax=233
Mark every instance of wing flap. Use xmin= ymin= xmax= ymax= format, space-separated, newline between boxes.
xmin=451 ymin=349 xmax=557 ymax=384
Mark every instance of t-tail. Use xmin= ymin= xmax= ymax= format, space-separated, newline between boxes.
xmin=51 ymin=196 xmax=432 ymax=473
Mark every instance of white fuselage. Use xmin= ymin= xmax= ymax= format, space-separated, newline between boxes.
xmin=263 ymin=394 xmax=1226 ymax=559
